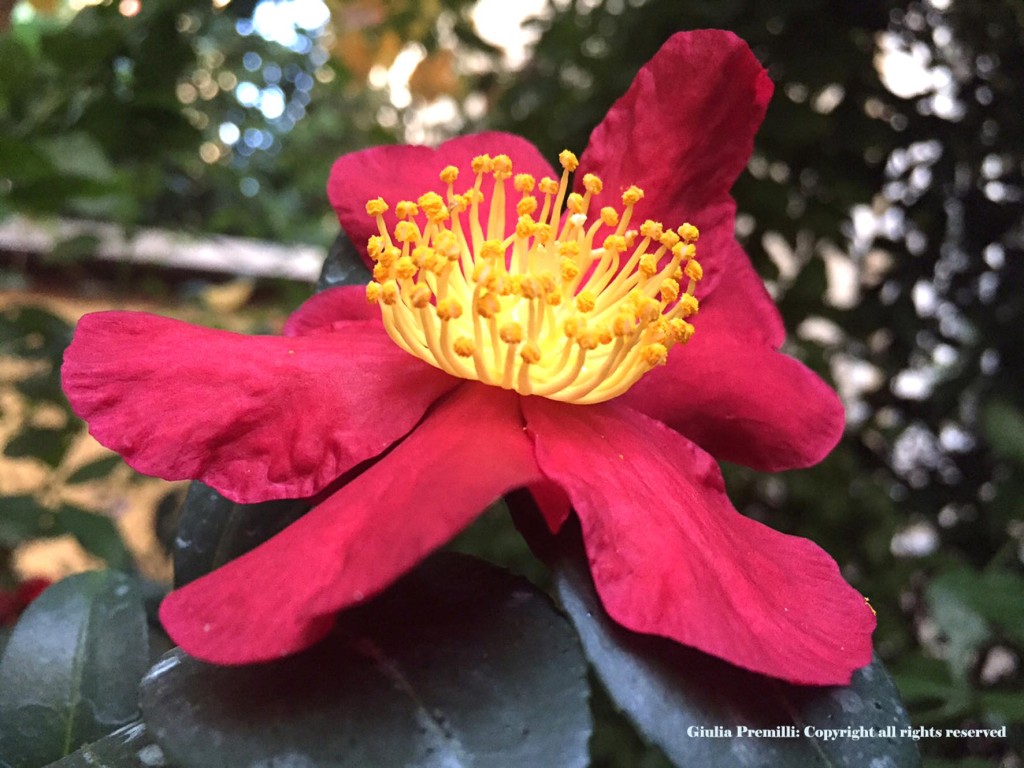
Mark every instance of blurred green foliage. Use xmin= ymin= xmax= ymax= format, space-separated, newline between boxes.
xmin=1 ymin=0 xmax=1022 ymax=766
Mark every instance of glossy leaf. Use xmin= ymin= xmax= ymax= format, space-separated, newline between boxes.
xmin=0 ymin=572 xmax=148 ymax=768
xmin=141 ymin=553 xmax=591 ymax=768
xmin=172 ymin=482 xmax=308 ymax=589
xmin=47 ymin=722 xmax=170 ymax=768
xmin=511 ymin=499 xmax=919 ymax=768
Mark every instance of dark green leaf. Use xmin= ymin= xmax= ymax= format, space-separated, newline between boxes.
xmin=0 ymin=572 xmax=148 ymax=768
xmin=0 ymin=498 xmax=130 ymax=570
xmin=57 ymin=508 xmax=132 ymax=572
xmin=3 ymin=425 xmax=77 ymax=468
xmin=513 ymin=503 xmax=919 ymax=768
xmin=141 ymin=553 xmax=591 ymax=768
xmin=172 ymin=482 xmax=308 ymax=588
xmin=983 ymin=399 xmax=1024 ymax=466
xmin=0 ymin=496 xmax=58 ymax=547
xmin=315 ymin=227 xmax=372 ymax=293
xmin=0 ymin=306 xmax=72 ymax=360
xmin=66 ymin=456 xmax=124 ymax=485
xmin=925 ymin=568 xmax=1024 ymax=680
xmin=46 ymin=722 xmax=171 ymax=768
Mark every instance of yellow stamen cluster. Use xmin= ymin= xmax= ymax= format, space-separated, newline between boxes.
xmin=363 ymin=149 xmax=702 ymax=404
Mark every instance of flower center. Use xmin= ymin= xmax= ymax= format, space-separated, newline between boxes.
xmin=362 ymin=149 xmax=702 ymax=405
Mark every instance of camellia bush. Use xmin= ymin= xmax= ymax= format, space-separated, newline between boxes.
xmin=0 ymin=31 xmax=929 ymax=768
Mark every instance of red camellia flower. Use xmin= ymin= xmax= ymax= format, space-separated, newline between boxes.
xmin=62 ymin=31 xmax=875 ymax=685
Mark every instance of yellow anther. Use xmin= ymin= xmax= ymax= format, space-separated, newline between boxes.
xmin=471 ymin=154 xmax=493 ymax=174
xmin=641 ymin=343 xmax=669 ymax=367
xmin=436 ymin=298 xmax=463 ymax=321
xmin=499 ymin=322 xmax=523 ymax=344
xmin=395 ymin=255 xmax=417 ymax=280
xmin=576 ymin=290 xmax=597 ymax=313
xmin=678 ymin=223 xmax=700 ymax=243
xmin=516 ymin=216 xmax=537 ymax=239
xmin=365 ymin=282 xmax=382 ymax=304
xmin=394 ymin=220 xmax=421 ymax=244
xmin=477 ymin=292 xmax=500 ymax=318
xmin=505 ymin=274 xmax=523 ymax=296
xmin=514 ymin=173 xmax=536 ymax=193
xmin=621 ymin=186 xmax=644 ymax=206
xmin=659 ymin=230 xmax=680 ymax=248
xmin=595 ymin=324 xmax=613 ymax=345
xmin=520 ymin=341 xmax=542 ymax=364
xmin=367 ymin=236 xmax=384 ymax=260
xmin=578 ymin=330 xmax=600 ymax=351
xmin=582 ymin=173 xmax=603 ymax=194
xmin=660 ymin=278 xmax=680 ymax=303
xmin=537 ymin=272 xmax=557 ymax=292
xmin=453 ymin=337 xmax=475 ymax=357
xmin=424 ymin=251 xmax=447 ymax=274
xmin=624 ymin=230 xmax=638 ymax=249
xmin=639 ymin=297 xmax=662 ymax=322
xmin=516 ymin=196 xmax=538 ymax=216
xmin=449 ymin=194 xmax=469 ymax=213
xmin=409 ymin=284 xmax=432 ymax=308
xmin=563 ymin=315 xmax=582 ymax=338
xmin=677 ymin=294 xmax=699 ymax=317
xmin=538 ymin=177 xmax=559 ymax=195
xmin=684 ymin=259 xmax=704 ymax=282
xmin=546 ymin=292 xmax=562 ymax=306
xmin=365 ymin=197 xmax=388 ymax=216
xmin=464 ymin=188 xmax=484 ymax=205
xmin=638 ymin=254 xmax=659 ymax=277
xmin=440 ymin=165 xmax=459 ymax=185
xmin=519 ymin=275 xmax=543 ymax=299
xmin=395 ymin=200 xmax=419 ymax=220
xmin=372 ymin=263 xmax=389 ymax=282
xmin=559 ymin=150 xmax=579 ymax=171
xmin=492 ymin=154 xmax=513 ymax=179
xmin=640 ymin=220 xmax=664 ymax=240
xmin=612 ymin=311 xmax=637 ymax=337
xmin=379 ymin=246 xmax=400 ymax=268
xmin=417 ymin=191 xmax=449 ymax=222
xmin=679 ymin=243 xmax=697 ymax=260
xmin=433 ymin=231 xmax=461 ymax=261
xmin=480 ymin=240 xmax=504 ymax=260
xmin=602 ymin=235 xmax=627 ymax=253
xmin=668 ymin=319 xmax=695 ymax=344
xmin=533 ymin=223 xmax=552 ymax=243
xmin=380 ymin=280 xmax=399 ymax=305
xmin=566 ymin=193 xmax=585 ymax=214
xmin=600 ymin=207 xmax=619 ymax=227
xmin=558 ymin=241 xmax=580 ymax=258
xmin=411 ymin=245 xmax=431 ymax=267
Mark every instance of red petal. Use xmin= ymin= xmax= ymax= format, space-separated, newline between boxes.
xmin=62 ymin=312 xmax=456 ymax=502
xmin=283 ymin=285 xmax=382 ymax=337
xmin=619 ymin=326 xmax=844 ymax=471
xmin=160 ymin=384 xmax=541 ymax=664
xmin=578 ymin=30 xmax=772 ymax=293
xmin=329 ymin=131 xmax=556 ymax=264
xmin=523 ymin=398 xmax=875 ymax=685
xmin=698 ymin=235 xmax=786 ymax=349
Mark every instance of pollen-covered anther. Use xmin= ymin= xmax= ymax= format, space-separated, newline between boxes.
xmin=641 ymin=343 xmax=669 ymax=367
xmin=499 ymin=322 xmax=524 ymax=345
xmin=364 ymin=150 xmax=704 ymax=403
xmin=436 ymin=299 xmax=463 ymax=321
